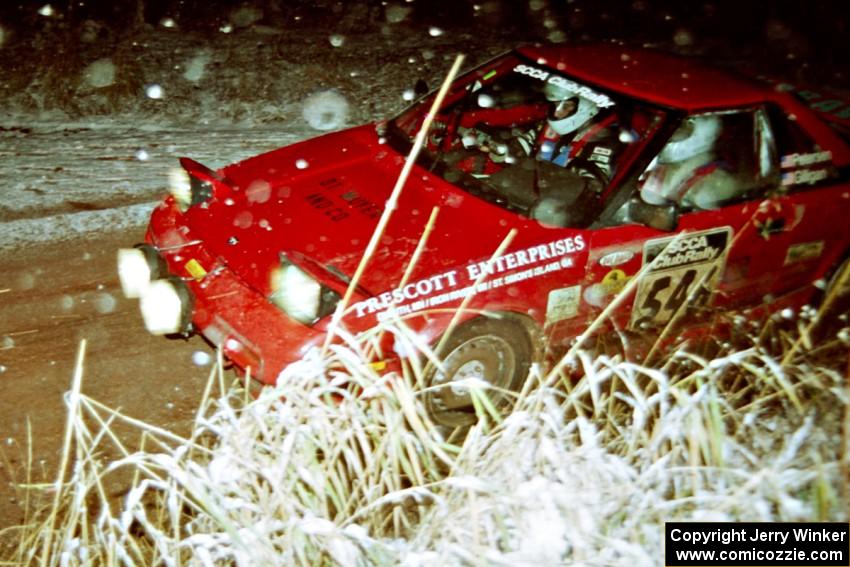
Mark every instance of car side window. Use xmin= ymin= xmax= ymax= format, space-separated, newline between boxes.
xmin=637 ymin=110 xmax=775 ymax=211
xmin=766 ymin=104 xmax=838 ymax=190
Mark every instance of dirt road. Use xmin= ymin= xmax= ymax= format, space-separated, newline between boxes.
xmin=0 ymin=122 xmax=315 ymax=534
xmin=0 ymin=229 xmax=217 ymax=529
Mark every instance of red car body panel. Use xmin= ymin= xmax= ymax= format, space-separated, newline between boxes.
xmin=139 ymin=45 xmax=850 ymax=385
xmin=520 ymin=44 xmax=769 ymax=111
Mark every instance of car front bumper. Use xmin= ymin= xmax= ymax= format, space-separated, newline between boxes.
xmin=143 ymin=199 xmax=327 ymax=385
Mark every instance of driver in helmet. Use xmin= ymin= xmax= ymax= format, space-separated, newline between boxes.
xmin=512 ymin=82 xmax=621 ymax=181
xmin=538 ymin=84 xmax=600 ymax=164
xmin=640 ymin=115 xmax=741 ymax=209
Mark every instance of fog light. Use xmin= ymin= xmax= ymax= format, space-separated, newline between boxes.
xmin=118 ymin=248 xmax=151 ymax=298
xmin=168 ymin=167 xmax=192 ymax=211
xmin=270 ymin=263 xmax=322 ymax=324
xmin=139 ymin=278 xmax=193 ymax=335
xmin=117 ymin=245 xmax=163 ymax=298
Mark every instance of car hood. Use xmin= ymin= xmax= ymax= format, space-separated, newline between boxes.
xmin=182 ymin=124 xmax=569 ymax=298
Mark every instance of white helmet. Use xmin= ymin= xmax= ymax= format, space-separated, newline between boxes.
xmin=543 ymin=82 xmax=599 ymax=136
xmin=659 ymin=115 xmax=721 ymax=163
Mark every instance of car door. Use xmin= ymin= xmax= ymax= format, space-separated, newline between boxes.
xmin=581 ymin=108 xmax=796 ymax=335
xmin=758 ymin=103 xmax=848 ymax=298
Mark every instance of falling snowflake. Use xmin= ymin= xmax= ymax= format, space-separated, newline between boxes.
xmin=229 ymin=5 xmax=263 ymax=28
xmin=233 ymin=210 xmax=253 ymax=229
xmin=302 ymin=90 xmax=350 ymax=131
xmin=82 ymin=58 xmax=116 ymax=89
xmin=192 ymin=351 xmax=211 ymax=366
xmin=547 ymin=30 xmax=566 ymax=43
xmin=94 ymin=292 xmax=116 ymax=314
xmin=385 ymin=5 xmax=412 ymax=23
xmin=246 ymin=179 xmax=272 ymax=203
xmin=145 ymin=84 xmax=164 ymax=99
xmin=477 ymin=93 xmax=495 ymax=108
xmin=183 ymin=51 xmax=211 ymax=83
xmin=673 ymin=28 xmax=694 ymax=47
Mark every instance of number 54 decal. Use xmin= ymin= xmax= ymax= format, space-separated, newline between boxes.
xmin=630 ymin=227 xmax=732 ymax=329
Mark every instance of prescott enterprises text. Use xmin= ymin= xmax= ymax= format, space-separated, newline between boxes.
xmin=352 ymin=235 xmax=585 ymax=318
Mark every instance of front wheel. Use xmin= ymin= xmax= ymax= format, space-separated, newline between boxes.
xmin=424 ymin=316 xmax=534 ymax=427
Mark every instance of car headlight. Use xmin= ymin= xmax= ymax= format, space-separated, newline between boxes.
xmin=169 ymin=159 xmax=218 ymax=212
xmin=270 ymin=261 xmax=340 ymax=324
xmin=117 ymin=244 xmax=163 ymax=298
xmin=139 ymin=278 xmax=193 ymax=335
xmin=168 ymin=167 xmax=193 ymax=211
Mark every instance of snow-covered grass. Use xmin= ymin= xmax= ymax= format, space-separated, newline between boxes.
xmin=4 ymin=313 xmax=848 ymax=565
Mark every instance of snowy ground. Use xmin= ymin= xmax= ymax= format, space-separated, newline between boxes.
xmin=0 ymin=124 xmax=306 ymax=250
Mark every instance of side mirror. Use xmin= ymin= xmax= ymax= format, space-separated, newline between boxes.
xmin=629 ymin=198 xmax=678 ymax=231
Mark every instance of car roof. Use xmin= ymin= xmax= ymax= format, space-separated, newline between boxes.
xmin=518 ymin=43 xmax=769 ymax=112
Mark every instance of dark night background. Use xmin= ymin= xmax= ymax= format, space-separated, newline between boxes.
xmin=0 ymin=0 xmax=846 ymax=42
xmin=0 ymin=1 xmax=846 ymax=81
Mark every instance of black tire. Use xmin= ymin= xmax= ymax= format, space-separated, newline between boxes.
xmin=424 ymin=316 xmax=534 ymax=427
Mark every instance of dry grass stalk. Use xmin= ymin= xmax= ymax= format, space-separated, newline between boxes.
xmin=5 ymin=306 xmax=846 ymax=565
xmin=324 ymin=54 xmax=466 ymax=353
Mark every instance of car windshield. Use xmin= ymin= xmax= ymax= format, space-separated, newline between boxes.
xmin=388 ymin=53 xmax=666 ymax=228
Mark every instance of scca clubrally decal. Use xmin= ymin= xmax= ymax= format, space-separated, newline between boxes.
xmin=629 ymin=227 xmax=731 ymax=330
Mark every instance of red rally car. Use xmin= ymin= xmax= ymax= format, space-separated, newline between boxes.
xmin=118 ymin=44 xmax=850 ymax=425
